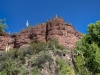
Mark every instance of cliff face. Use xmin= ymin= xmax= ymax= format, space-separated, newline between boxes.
xmin=0 ymin=18 xmax=82 ymax=50
xmin=47 ymin=18 xmax=82 ymax=49
xmin=0 ymin=33 xmax=14 ymax=50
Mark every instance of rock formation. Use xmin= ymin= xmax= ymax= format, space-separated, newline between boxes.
xmin=0 ymin=17 xmax=82 ymax=50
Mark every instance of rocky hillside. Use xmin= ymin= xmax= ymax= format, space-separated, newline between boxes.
xmin=0 ymin=39 xmax=81 ymax=75
xmin=0 ymin=17 xmax=82 ymax=50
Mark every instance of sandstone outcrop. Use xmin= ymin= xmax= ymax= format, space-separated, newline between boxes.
xmin=0 ymin=17 xmax=82 ymax=50
xmin=47 ymin=18 xmax=82 ymax=49
xmin=0 ymin=33 xmax=14 ymax=50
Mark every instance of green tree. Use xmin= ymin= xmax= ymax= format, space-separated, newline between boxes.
xmin=75 ymin=21 xmax=100 ymax=75
xmin=0 ymin=18 xmax=8 ymax=32
xmin=74 ymin=55 xmax=90 ymax=75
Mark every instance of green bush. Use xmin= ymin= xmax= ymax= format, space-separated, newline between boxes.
xmin=7 ymin=48 xmax=23 ymax=59
xmin=31 ymin=51 xmax=52 ymax=68
xmin=0 ymin=59 xmax=20 ymax=75
xmin=32 ymin=67 xmax=41 ymax=75
xmin=20 ymin=46 xmax=33 ymax=56
xmin=74 ymin=55 xmax=90 ymax=75
xmin=18 ymin=65 xmax=28 ymax=75
xmin=56 ymin=58 xmax=74 ymax=75
xmin=30 ymin=41 xmax=48 ymax=54
xmin=0 ymin=51 xmax=8 ymax=61
xmin=47 ymin=38 xmax=64 ymax=50
xmin=29 ymin=38 xmax=64 ymax=55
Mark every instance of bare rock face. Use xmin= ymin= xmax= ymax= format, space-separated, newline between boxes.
xmin=0 ymin=33 xmax=14 ymax=50
xmin=47 ymin=18 xmax=82 ymax=49
xmin=0 ymin=17 xmax=82 ymax=50
xmin=15 ymin=24 xmax=46 ymax=48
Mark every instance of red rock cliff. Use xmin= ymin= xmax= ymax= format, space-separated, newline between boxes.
xmin=0 ymin=17 xmax=82 ymax=50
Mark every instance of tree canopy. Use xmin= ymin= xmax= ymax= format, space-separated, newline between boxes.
xmin=75 ymin=21 xmax=100 ymax=75
xmin=0 ymin=18 xmax=8 ymax=32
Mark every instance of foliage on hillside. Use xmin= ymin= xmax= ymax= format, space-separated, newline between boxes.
xmin=0 ymin=39 xmax=72 ymax=75
xmin=0 ymin=20 xmax=100 ymax=75
xmin=56 ymin=58 xmax=74 ymax=75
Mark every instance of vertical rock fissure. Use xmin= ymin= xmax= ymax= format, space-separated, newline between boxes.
xmin=45 ymin=23 xmax=48 ymax=41
xmin=13 ymin=35 xmax=17 ymax=48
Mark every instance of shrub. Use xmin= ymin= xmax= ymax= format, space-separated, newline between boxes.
xmin=74 ymin=55 xmax=90 ymax=75
xmin=20 ymin=46 xmax=33 ymax=56
xmin=30 ymin=41 xmax=48 ymax=54
xmin=7 ymin=48 xmax=23 ymax=59
xmin=0 ymin=51 xmax=8 ymax=61
xmin=0 ymin=59 xmax=20 ymax=75
xmin=18 ymin=65 xmax=28 ymax=75
xmin=56 ymin=58 xmax=74 ymax=75
xmin=31 ymin=51 xmax=52 ymax=68
xmin=47 ymin=38 xmax=64 ymax=50
xmin=32 ymin=67 xmax=41 ymax=75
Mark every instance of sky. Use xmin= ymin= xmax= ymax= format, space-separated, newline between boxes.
xmin=0 ymin=0 xmax=100 ymax=34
